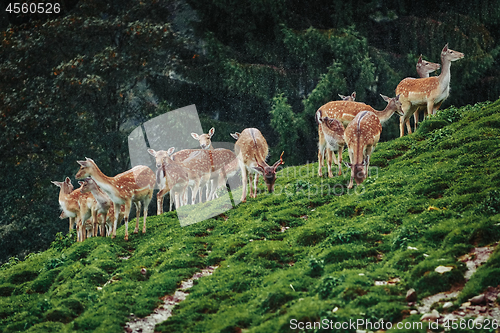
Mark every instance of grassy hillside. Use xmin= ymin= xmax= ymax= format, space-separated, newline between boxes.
xmin=1 ymin=100 xmax=500 ymax=333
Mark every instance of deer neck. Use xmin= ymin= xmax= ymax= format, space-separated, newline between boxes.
xmin=90 ymin=186 xmax=111 ymax=207
xmin=437 ymin=55 xmax=452 ymax=92
xmin=87 ymin=164 xmax=122 ymax=201
xmin=374 ymin=103 xmax=396 ymax=124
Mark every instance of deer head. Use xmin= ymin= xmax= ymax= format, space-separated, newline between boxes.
xmin=191 ymin=127 xmax=215 ymax=150
xmin=252 ymin=151 xmax=284 ymax=193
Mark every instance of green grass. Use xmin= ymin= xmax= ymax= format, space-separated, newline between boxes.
xmin=1 ymin=100 xmax=500 ymax=332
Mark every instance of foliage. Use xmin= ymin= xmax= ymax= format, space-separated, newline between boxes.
xmin=0 ymin=101 xmax=499 ymax=332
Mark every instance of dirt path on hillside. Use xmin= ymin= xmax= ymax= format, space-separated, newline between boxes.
xmin=124 ymin=266 xmax=218 ymax=333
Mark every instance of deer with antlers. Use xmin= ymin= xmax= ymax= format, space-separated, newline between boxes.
xmin=397 ymin=44 xmax=464 ymax=137
xmin=231 ymin=128 xmax=284 ymax=203
xmin=316 ymin=94 xmax=403 ymax=177
xmin=344 ymin=111 xmax=383 ymax=189
xmin=75 ymin=159 xmax=155 ymax=241
xmin=148 ymin=148 xmax=190 ymax=213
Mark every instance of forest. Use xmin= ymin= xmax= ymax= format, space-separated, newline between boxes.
xmin=1 ymin=0 xmax=500 ymax=264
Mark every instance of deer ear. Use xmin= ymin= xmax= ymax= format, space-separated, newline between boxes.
xmin=230 ymin=132 xmax=240 ymax=140
xmin=191 ymin=133 xmax=199 ymax=140
xmin=51 ymin=181 xmax=62 ymax=187
xmin=77 ymin=160 xmax=89 ymax=167
xmin=167 ymin=147 xmax=175 ymax=155
xmin=351 ymin=92 xmax=356 ymax=100
xmin=344 ymin=162 xmax=352 ymax=169
xmin=417 ymin=54 xmax=423 ymax=63
xmin=252 ymin=166 xmax=264 ymax=174
xmin=442 ymin=43 xmax=449 ymax=52
xmin=147 ymin=149 xmax=157 ymax=157
xmin=380 ymin=94 xmax=390 ymax=102
xmin=78 ymin=181 xmax=84 ymax=186
xmin=208 ymin=127 xmax=215 ymax=137
xmin=65 ymin=177 xmax=72 ymax=184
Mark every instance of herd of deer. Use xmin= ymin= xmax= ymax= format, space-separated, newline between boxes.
xmin=52 ymin=44 xmax=464 ymax=241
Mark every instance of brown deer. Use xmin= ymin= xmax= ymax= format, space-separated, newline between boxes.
xmin=52 ymin=177 xmax=77 ymax=233
xmin=231 ymin=128 xmax=284 ymax=203
xmin=316 ymin=94 xmax=403 ymax=128
xmin=171 ymin=148 xmax=237 ymax=203
xmin=316 ymin=92 xmax=356 ymax=177
xmin=52 ymin=178 xmax=95 ymax=241
xmin=192 ymin=127 xmax=215 ymax=200
xmin=316 ymin=110 xmax=345 ymax=178
xmin=402 ymin=55 xmax=442 ymax=133
xmin=147 ymin=148 xmax=190 ymax=213
xmin=338 ymin=92 xmax=356 ymax=101
xmin=80 ymin=177 xmax=113 ymax=237
xmin=344 ymin=111 xmax=382 ymax=189
xmin=396 ymin=44 xmax=464 ymax=137
xmin=316 ymin=95 xmax=402 ymax=177
xmin=75 ymin=158 xmax=155 ymax=241
xmin=191 ymin=127 xmax=215 ymax=150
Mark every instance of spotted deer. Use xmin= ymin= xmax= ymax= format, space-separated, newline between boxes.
xmin=191 ymin=127 xmax=215 ymax=200
xmin=171 ymin=148 xmax=237 ymax=203
xmin=80 ymin=177 xmax=113 ymax=237
xmin=316 ymin=110 xmax=345 ymax=178
xmin=316 ymin=95 xmax=402 ymax=177
xmin=231 ymin=128 xmax=284 ymax=203
xmin=403 ymin=55 xmax=442 ymax=133
xmin=52 ymin=177 xmax=77 ymax=233
xmin=338 ymin=92 xmax=356 ymax=101
xmin=52 ymin=178 xmax=95 ymax=242
xmin=147 ymin=148 xmax=190 ymax=213
xmin=75 ymin=158 xmax=155 ymax=241
xmin=396 ymin=44 xmax=464 ymax=137
xmin=344 ymin=111 xmax=382 ymax=189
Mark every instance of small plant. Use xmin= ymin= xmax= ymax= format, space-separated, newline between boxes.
xmin=0 ymin=256 xmax=20 ymax=271
xmin=50 ymin=230 xmax=77 ymax=251
xmin=476 ymin=190 xmax=500 ymax=215
xmin=307 ymin=256 xmax=324 ymax=277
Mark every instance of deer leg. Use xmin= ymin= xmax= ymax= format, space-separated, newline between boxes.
xmin=406 ymin=118 xmax=412 ymax=135
xmin=69 ymin=217 xmax=74 ymax=233
xmin=326 ymin=148 xmax=334 ymax=178
xmin=111 ymin=203 xmax=121 ymax=239
xmin=253 ymin=174 xmax=259 ymax=198
xmin=337 ymin=145 xmax=344 ymax=176
xmin=433 ymin=101 xmax=442 ymax=115
xmin=241 ymin=165 xmax=248 ymax=203
xmin=123 ymin=201 xmax=132 ymax=241
xmin=142 ymin=196 xmax=151 ymax=234
xmin=133 ymin=201 xmax=141 ymax=234
xmin=399 ymin=115 xmax=406 ymax=137
xmin=317 ymin=130 xmax=325 ymax=177
xmin=413 ymin=108 xmax=420 ymax=132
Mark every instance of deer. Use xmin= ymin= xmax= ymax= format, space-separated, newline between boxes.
xmin=315 ymin=94 xmax=403 ymax=177
xmin=231 ymin=128 xmax=284 ymax=203
xmin=75 ymin=158 xmax=155 ymax=241
xmin=403 ymin=55 xmax=442 ymax=133
xmin=316 ymin=92 xmax=357 ymax=178
xmin=147 ymin=148 xmax=190 ymax=214
xmin=396 ymin=44 xmax=464 ymax=137
xmin=191 ymin=127 xmax=215 ymax=150
xmin=338 ymin=92 xmax=356 ymax=101
xmin=52 ymin=177 xmax=77 ymax=233
xmin=52 ymin=177 xmax=95 ymax=242
xmin=344 ymin=111 xmax=382 ymax=189
xmin=191 ymin=127 xmax=216 ymax=201
xmin=79 ymin=177 xmax=113 ymax=237
xmin=174 ymin=148 xmax=237 ymax=202
xmin=316 ymin=110 xmax=346 ymax=178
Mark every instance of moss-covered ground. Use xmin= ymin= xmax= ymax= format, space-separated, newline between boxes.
xmin=1 ymin=100 xmax=500 ymax=332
